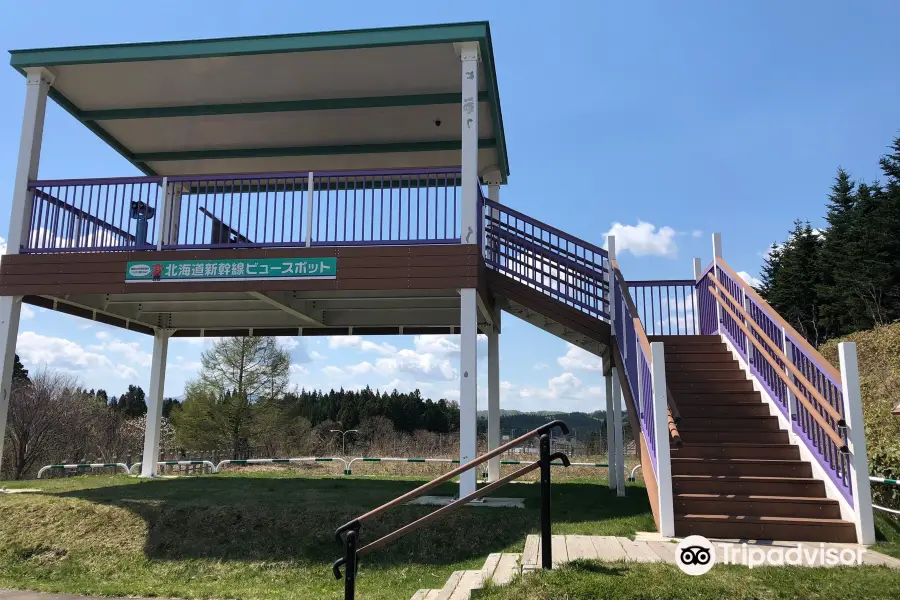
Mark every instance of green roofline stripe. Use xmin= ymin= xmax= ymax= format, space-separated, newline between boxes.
xmin=9 ymin=22 xmax=488 ymax=67
xmin=81 ymin=92 xmax=490 ymax=121
xmin=9 ymin=22 xmax=508 ymax=179
xmin=133 ymin=138 xmax=497 ymax=162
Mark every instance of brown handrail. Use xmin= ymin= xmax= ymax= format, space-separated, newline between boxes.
xmin=716 ymin=258 xmax=842 ymax=384
xmin=708 ymin=276 xmax=845 ymax=425
xmin=708 ymin=283 xmax=848 ymax=452
xmin=612 ymin=262 xmax=683 ymax=434
xmin=333 ymin=420 xmax=571 ymax=598
xmin=358 ymin=461 xmax=542 ymax=556
xmin=335 ymin=419 xmax=569 ymax=535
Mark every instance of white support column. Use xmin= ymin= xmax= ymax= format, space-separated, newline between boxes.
xmin=0 ymin=67 xmax=53 ymax=472
xmin=650 ymin=342 xmax=675 ymax=536
xmin=604 ymin=358 xmax=618 ymax=492
xmin=487 ymin=328 xmax=501 ymax=482
xmin=839 ymin=342 xmax=876 ymax=545
xmin=140 ymin=329 xmax=173 ymax=477
xmin=156 ymin=177 xmax=169 ymax=250
xmin=0 ymin=297 xmax=24 ymax=475
xmin=8 ymin=67 xmax=53 ymax=254
xmin=459 ymin=288 xmax=478 ymax=496
xmin=611 ymin=365 xmax=625 ymax=497
xmin=166 ymin=187 xmax=183 ymax=246
xmin=711 ymin=233 xmax=723 ymax=334
xmin=484 ymin=171 xmax=501 ymax=257
xmin=457 ymin=42 xmax=480 ymax=245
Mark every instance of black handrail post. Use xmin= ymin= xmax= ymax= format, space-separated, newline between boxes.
xmin=343 ymin=528 xmax=359 ymax=600
xmin=539 ymin=432 xmax=552 ymax=570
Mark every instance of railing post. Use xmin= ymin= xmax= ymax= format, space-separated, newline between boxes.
xmin=650 ymin=342 xmax=675 ymax=537
xmin=607 ymin=235 xmax=617 ymax=326
xmin=604 ymin=357 xmax=617 ymax=493
xmin=838 ymin=342 xmax=876 ymax=545
xmin=156 ymin=177 xmax=168 ymax=251
xmin=711 ymin=233 xmax=723 ymax=334
xmin=539 ymin=432 xmax=553 ymax=569
xmin=692 ymin=258 xmax=702 ymax=334
xmin=781 ymin=327 xmax=797 ymax=423
xmin=305 ymin=172 xmax=314 ymax=247
xmin=342 ymin=526 xmax=360 ymax=600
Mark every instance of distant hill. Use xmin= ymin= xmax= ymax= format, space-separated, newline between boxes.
xmin=477 ymin=410 xmax=605 ymax=432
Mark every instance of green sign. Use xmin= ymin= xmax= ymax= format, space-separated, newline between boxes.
xmin=125 ymin=257 xmax=337 ymax=282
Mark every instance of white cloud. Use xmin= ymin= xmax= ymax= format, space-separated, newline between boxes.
xmin=737 ymin=271 xmax=762 ymax=288
xmin=20 ymin=305 xmax=35 ymax=320
xmin=534 ymin=362 xmax=549 ymax=371
xmin=309 ymin=350 xmax=326 ymax=360
xmin=0 ymin=236 xmax=6 ymax=255
xmin=290 ymin=363 xmax=309 ymax=376
xmin=605 ymin=221 xmax=677 ymax=258
xmin=328 ymin=335 xmax=397 ymax=355
xmin=322 ymin=365 xmax=346 ymax=379
xmin=557 ymin=344 xmax=603 ymax=371
xmin=281 ymin=338 xmax=299 ymax=350
xmin=88 ymin=332 xmax=152 ymax=368
xmin=375 ymin=349 xmax=457 ymax=381
xmin=17 ymin=331 xmax=138 ymax=380
xmin=413 ymin=335 xmax=459 ymax=355
xmin=692 ymin=230 xmax=704 ymax=239
xmin=346 ymin=361 xmax=377 ymax=376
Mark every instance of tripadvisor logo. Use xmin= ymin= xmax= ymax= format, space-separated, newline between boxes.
xmin=676 ymin=535 xmax=716 ymax=575
xmin=675 ymin=535 xmax=866 ymax=574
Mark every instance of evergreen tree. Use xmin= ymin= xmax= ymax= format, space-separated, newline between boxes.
xmin=12 ymin=354 xmax=29 ymax=384
xmin=116 ymin=385 xmax=147 ymax=417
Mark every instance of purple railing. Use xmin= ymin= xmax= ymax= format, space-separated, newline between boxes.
xmin=23 ymin=168 xmax=464 ymax=253
xmin=627 ymin=280 xmax=698 ymax=336
xmin=25 ymin=176 xmax=163 ymax=251
xmin=706 ymin=260 xmax=853 ymax=505
xmin=482 ymin=198 xmax=610 ymax=320
xmin=613 ymin=268 xmax=658 ymax=475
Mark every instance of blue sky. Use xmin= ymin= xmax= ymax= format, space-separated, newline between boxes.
xmin=1 ymin=1 xmax=899 ymax=411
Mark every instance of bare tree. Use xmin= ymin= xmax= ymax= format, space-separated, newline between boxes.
xmin=3 ymin=369 xmax=79 ymax=480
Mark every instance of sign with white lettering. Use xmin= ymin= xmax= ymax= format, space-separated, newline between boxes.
xmin=125 ymin=258 xmax=337 ymax=282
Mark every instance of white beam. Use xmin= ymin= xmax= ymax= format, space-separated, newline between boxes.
xmin=458 ymin=41 xmax=480 ymax=245
xmin=650 ymin=342 xmax=675 ymax=535
xmin=0 ymin=297 xmax=24 ymax=475
xmin=839 ymin=342 xmax=876 ymax=544
xmin=459 ymin=288 xmax=478 ymax=496
xmin=611 ymin=366 xmax=625 ymax=497
xmin=140 ymin=329 xmax=173 ymax=477
xmin=7 ymin=67 xmax=53 ymax=254
xmin=487 ymin=328 xmax=501 ymax=482
xmin=605 ymin=359 xmax=618 ymax=491
xmin=247 ymin=291 xmax=323 ymax=326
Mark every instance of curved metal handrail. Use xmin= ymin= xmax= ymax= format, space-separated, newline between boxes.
xmin=332 ymin=420 xmax=570 ymax=599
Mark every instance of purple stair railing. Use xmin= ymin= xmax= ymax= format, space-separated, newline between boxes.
xmin=481 ymin=198 xmax=610 ymax=320
xmin=701 ymin=258 xmax=854 ymax=506
xmin=626 ymin=280 xmax=698 ymax=336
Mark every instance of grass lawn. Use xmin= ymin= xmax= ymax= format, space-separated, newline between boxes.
xmin=0 ymin=471 xmax=652 ymax=600
xmin=475 ymin=559 xmax=900 ymax=600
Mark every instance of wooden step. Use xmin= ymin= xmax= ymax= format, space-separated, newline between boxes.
xmin=674 ymin=514 xmax=857 ymax=543
xmin=673 ymin=475 xmax=826 ymax=497
xmin=666 ymin=362 xmax=740 ymax=373
xmin=674 ymin=391 xmax=763 ymax=404
xmin=677 ymin=416 xmax=781 ymax=431
xmin=673 ymin=443 xmax=800 ymax=460
xmin=671 ymin=458 xmax=812 ymax=477
xmin=665 ymin=352 xmax=736 ymax=363
xmin=649 ymin=335 xmax=722 ymax=344
xmin=677 ymin=429 xmax=789 ymax=444
xmin=675 ymin=493 xmax=843 ymax=519
xmin=669 ymin=380 xmax=755 ymax=392
xmin=678 ymin=403 xmax=771 ymax=418
xmin=666 ymin=369 xmax=747 ymax=382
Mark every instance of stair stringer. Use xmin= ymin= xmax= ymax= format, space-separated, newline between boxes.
xmin=718 ymin=333 xmax=856 ymax=527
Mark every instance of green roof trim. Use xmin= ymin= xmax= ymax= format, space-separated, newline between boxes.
xmin=9 ymin=21 xmax=509 ymax=181
xmin=81 ymin=91 xmax=490 ymax=121
xmin=133 ymin=139 xmax=497 ymax=162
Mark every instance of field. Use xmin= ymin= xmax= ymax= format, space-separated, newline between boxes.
xmin=0 ymin=469 xmax=652 ymax=600
xmin=2 ymin=469 xmax=900 ymax=600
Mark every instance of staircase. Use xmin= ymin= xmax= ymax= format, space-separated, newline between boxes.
xmin=410 ymin=552 xmax=521 ymax=600
xmin=656 ymin=335 xmax=857 ymax=543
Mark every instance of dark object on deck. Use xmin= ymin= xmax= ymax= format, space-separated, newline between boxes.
xmin=129 ymin=200 xmax=155 ymax=246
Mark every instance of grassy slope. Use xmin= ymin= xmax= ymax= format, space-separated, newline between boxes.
xmin=820 ymin=323 xmax=900 ymax=557
xmin=476 ymin=560 xmax=900 ymax=600
xmin=0 ymin=472 xmax=653 ymax=600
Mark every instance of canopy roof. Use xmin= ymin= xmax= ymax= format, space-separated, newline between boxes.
xmin=10 ymin=22 xmax=508 ymax=181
